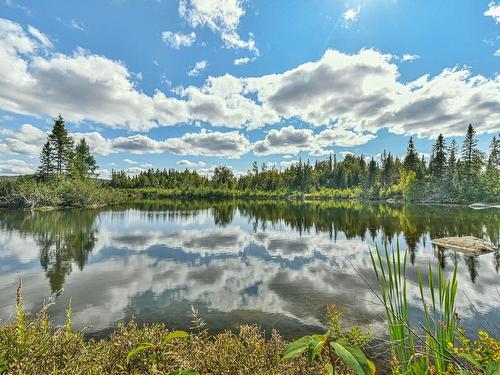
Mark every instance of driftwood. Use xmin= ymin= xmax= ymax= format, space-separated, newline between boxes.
xmin=432 ymin=236 xmax=497 ymax=256
xmin=469 ymin=203 xmax=500 ymax=210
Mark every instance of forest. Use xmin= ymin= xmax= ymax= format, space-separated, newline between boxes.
xmin=111 ymin=124 xmax=499 ymax=203
xmin=1 ymin=116 xmax=499 ymax=208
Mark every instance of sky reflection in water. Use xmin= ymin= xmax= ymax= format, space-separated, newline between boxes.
xmin=0 ymin=200 xmax=499 ymax=339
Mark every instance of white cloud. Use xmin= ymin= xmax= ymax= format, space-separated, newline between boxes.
xmin=27 ymin=25 xmax=53 ymax=49
xmin=70 ymin=19 xmax=85 ymax=31
xmin=0 ymin=19 xmax=155 ymax=131
xmin=177 ymin=159 xmax=207 ymax=168
xmin=484 ymin=2 xmax=500 ymax=23
xmin=252 ymin=125 xmax=375 ymax=155
xmin=161 ymin=31 xmax=196 ymax=48
xmin=402 ymin=53 xmax=420 ymax=62
xmin=233 ymin=57 xmax=253 ymax=65
xmin=494 ymin=49 xmax=500 ymax=57
xmin=0 ymin=124 xmax=46 ymax=157
xmin=343 ymin=6 xmax=361 ymax=22
xmin=188 ymin=60 xmax=208 ymax=76
xmin=178 ymin=0 xmax=258 ymax=55
xmin=112 ymin=129 xmax=250 ymax=158
xmin=0 ymin=19 xmax=498 ymax=140
xmin=123 ymin=158 xmax=138 ymax=165
xmin=0 ymin=159 xmax=35 ymax=175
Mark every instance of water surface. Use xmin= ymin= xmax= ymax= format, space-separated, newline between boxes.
xmin=0 ymin=200 xmax=499 ymax=339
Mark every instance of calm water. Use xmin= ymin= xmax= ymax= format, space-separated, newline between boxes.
xmin=0 ymin=200 xmax=499 ymax=339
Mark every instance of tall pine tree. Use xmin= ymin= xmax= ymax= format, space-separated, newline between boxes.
xmin=403 ymin=137 xmax=419 ymax=173
xmin=36 ymin=141 xmax=53 ymax=180
xmin=431 ymin=133 xmax=447 ymax=181
xmin=48 ymin=115 xmax=74 ymax=175
xmin=72 ymin=138 xmax=98 ymax=179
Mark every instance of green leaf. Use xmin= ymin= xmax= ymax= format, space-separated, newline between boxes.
xmin=486 ymin=362 xmax=500 ymax=375
xmin=330 ymin=340 xmax=371 ymax=375
xmin=324 ymin=363 xmax=334 ymax=375
xmin=163 ymin=330 xmax=190 ymax=344
xmin=308 ymin=337 xmax=326 ymax=364
xmin=126 ymin=342 xmax=155 ymax=364
xmin=168 ymin=371 xmax=200 ymax=375
xmin=282 ymin=336 xmax=313 ymax=361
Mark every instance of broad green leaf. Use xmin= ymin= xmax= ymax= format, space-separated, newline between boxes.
xmin=126 ymin=342 xmax=155 ymax=364
xmin=282 ymin=336 xmax=312 ymax=361
xmin=163 ymin=330 xmax=189 ymax=344
xmin=330 ymin=341 xmax=369 ymax=375
xmin=168 ymin=371 xmax=200 ymax=375
xmin=334 ymin=339 xmax=373 ymax=375
xmin=367 ymin=359 xmax=376 ymax=375
xmin=308 ymin=337 xmax=325 ymax=364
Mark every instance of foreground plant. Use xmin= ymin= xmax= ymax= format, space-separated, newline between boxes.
xmin=281 ymin=305 xmax=375 ymax=375
xmin=370 ymin=245 xmax=500 ymax=374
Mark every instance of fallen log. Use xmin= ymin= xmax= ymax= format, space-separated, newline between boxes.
xmin=432 ymin=236 xmax=497 ymax=256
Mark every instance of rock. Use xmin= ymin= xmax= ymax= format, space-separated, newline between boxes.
xmin=432 ymin=236 xmax=497 ymax=256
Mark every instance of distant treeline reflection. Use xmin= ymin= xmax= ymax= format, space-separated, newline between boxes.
xmin=0 ymin=200 xmax=498 ymax=293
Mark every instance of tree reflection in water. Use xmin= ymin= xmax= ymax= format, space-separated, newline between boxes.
xmin=0 ymin=200 xmax=498 ymax=295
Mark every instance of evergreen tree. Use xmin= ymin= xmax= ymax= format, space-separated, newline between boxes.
xmin=36 ymin=141 xmax=53 ymax=180
xmin=431 ymin=134 xmax=447 ymax=181
xmin=484 ymin=135 xmax=500 ymax=200
xmin=366 ymin=157 xmax=377 ymax=187
xmin=48 ymin=115 xmax=74 ymax=175
xmin=403 ymin=137 xmax=419 ymax=173
xmin=461 ymin=124 xmax=485 ymax=199
xmin=72 ymin=138 xmax=98 ymax=179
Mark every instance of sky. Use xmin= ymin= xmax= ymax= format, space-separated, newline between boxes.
xmin=0 ymin=0 xmax=499 ymax=178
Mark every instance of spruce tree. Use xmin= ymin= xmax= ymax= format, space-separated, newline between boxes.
xmin=36 ymin=141 xmax=53 ymax=180
xmin=485 ymin=135 xmax=500 ymax=199
xmin=72 ymin=138 xmax=98 ymax=179
xmin=48 ymin=115 xmax=74 ymax=175
xmin=403 ymin=137 xmax=419 ymax=173
xmin=431 ymin=133 xmax=447 ymax=181
xmin=461 ymin=124 xmax=485 ymax=198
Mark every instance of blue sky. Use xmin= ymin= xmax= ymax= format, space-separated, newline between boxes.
xmin=0 ymin=0 xmax=499 ymax=177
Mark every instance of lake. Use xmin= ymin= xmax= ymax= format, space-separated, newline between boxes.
xmin=0 ymin=200 xmax=499 ymax=341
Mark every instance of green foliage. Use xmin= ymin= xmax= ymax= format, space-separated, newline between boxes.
xmin=0 ymin=176 xmax=124 ymax=209
xmin=281 ymin=331 xmax=375 ymax=375
xmin=108 ymin=127 xmax=498 ymax=203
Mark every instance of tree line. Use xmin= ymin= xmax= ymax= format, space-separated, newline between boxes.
xmin=111 ymin=124 xmax=499 ymax=203
xmin=36 ymin=115 xmax=98 ymax=181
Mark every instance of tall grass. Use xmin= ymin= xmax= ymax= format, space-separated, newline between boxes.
xmin=418 ymin=264 xmax=458 ymax=373
xmin=370 ymin=245 xmax=416 ymax=371
xmin=370 ymin=245 xmax=461 ymax=373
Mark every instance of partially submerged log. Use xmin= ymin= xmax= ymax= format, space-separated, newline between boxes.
xmin=432 ymin=236 xmax=497 ymax=256
xmin=469 ymin=203 xmax=500 ymax=210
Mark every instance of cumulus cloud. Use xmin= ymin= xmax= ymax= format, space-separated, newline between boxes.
xmin=0 ymin=18 xmax=155 ymax=131
xmin=27 ymin=25 xmax=53 ymax=49
xmin=0 ymin=159 xmax=35 ymax=175
xmin=494 ymin=49 xmax=500 ymax=57
xmin=161 ymin=31 xmax=196 ymax=48
xmin=188 ymin=60 xmax=208 ymax=76
xmin=0 ymin=19 xmax=498 ymax=139
xmin=113 ymin=129 xmax=250 ymax=158
xmin=177 ymin=159 xmax=207 ymax=168
xmin=253 ymin=125 xmax=375 ymax=155
xmin=178 ymin=0 xmax=258 ymax=55
xmin=123 ymin=158 xmax=138 ymax=165
xmin=484 ymin=2 xmax=500 ymax=23
xmin=0 ymin=124 xmax=46 ymax=156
